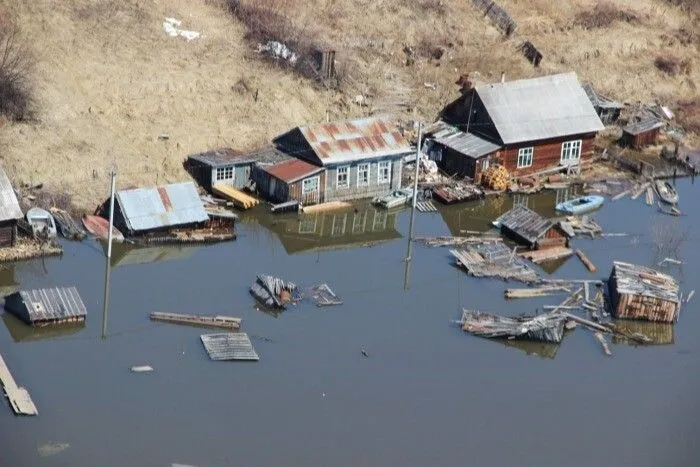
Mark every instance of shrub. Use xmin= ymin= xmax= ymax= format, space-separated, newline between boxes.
xmin=0 ymin=25 xmax=34 ymax=121
xmin=675 ymin=98 xmax=700 ymax=134
xmin=575 ymin=1 xmax=639 ymax=29
xmin=654 ymin=54 xmax=692 ymax=76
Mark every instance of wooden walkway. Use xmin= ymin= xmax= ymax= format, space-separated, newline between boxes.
xmin=416 ymin=201 xmax=438 ymax=212
xmin=0 ymin=352 xmax=38 ymax=415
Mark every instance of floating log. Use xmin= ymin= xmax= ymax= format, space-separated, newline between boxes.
xmin=645 ymin=186 xmax=654 ymax=206
xmin=150 ymin=312 xmax=241 ymax=330
xmin=687 ymin=290 xmax=695 ymax=303
xmin=594 ymin=332 xmax=613 ymax=356
xmin=131 ymin=365 xmax=154 ymax=373
xmin=504 ymin=286 xmax=570 ymax=299
xmin=270 ymin=200 xmax=300 ymax=213
xmin=611 ymin=189 xmax=630 ymax=201
xmin=212 ymin=184 xmax=259 ymax=210
xmin=519 ymin=246 xmax=573 ymax=264
xmin=417 ymin=235 xmax=502 ymax=247
xmin=575 ymin=249 xmax=597 ymax=273
xmin=0 ymin=352 xmax=38 ymax=415
xmin=301 ymin=201 xmax=353 ymax=214
xmin=630 ymin=182 xmax=649 ymax=200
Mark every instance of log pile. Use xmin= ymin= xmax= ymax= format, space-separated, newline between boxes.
xmin=481 ymin=165 xmax=510 ymax=191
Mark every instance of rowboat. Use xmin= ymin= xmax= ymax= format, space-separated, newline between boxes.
xmin=372 ymin=188 xmax=414 ymax=209
xmin=655 ymin=180 xmax=679 ymax=205
xmin=81 ymin=215 xmax=124 ymax=241
xmin=555 ymin=195 xmax=604 ymax=215
xmin=26 ymin=207 xmax=57 ymax=239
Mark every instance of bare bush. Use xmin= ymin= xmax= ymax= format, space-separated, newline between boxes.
xmin=654 ymin=54 xmax=692 ymax=76
xmin=675 ymin=98 xmax=700 ymax=134
xmin=418 ymin=0 xmax=447 ymax=16
xmin=575 ymin=1 xmax=639 ymax=29
xmin=0 ymin=26 xmax=34 ymax=121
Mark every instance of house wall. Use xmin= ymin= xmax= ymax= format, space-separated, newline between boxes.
xmin=621 ymin=128 xmax=660 ymax=149
xmin=288 ymin=172 xmax=327 ymax=205
xmin=499 ymin=133 xmax=596 ymax=176
xmin=253 ymin=167 xmax=290 ymax=203
xmin=435 ymin=146 xmax=497 ymax=181
xmin=4 ymin=293 xmax=31 ymax=325
xmin=324 ymin=157 xmax=403 ymax=201
xmin=0 ymin=220 xmax=17 ymax=248
xmin=535 ymin=227 xmax=568 ymax=250
xmin=183 ymin=158 xmax=212 ymax=191
xmin=210 ymin=164 xmax=253 ymax=190
xmin=184 ymin=159 xmax=253 ymax=191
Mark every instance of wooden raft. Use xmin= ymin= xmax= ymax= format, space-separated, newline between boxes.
xmin=150 ymin=312 xmax=241 ymax=330
xmin=0 ymin=352 xmax=38 ymax=416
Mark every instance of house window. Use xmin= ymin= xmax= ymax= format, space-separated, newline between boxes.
xmin=216 ymin=166 xmax=234 ymax=181
xmin=302 ymin=176 xmax=319 ymax=195
xmin=336 ymin=166 xmax=349 ymax=189
xmin=517 ymin=147 xmax=533 ymax=168
xmin=357 ymin=163 xmax=370 ymax=187
xmin=561 ymin=140 xmax=582 ymax=163
xmin=377 ymin=161 xmax=391 ymax=184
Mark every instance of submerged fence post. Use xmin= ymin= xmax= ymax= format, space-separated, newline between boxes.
xmin=404 ymin=123 xmax=423 ymax=290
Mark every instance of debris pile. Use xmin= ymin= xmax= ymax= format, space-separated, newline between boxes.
xmin=481 ymin=165 xmax=510 ymax=191
xmin=450 ymin=243 xmax=539 ymax=283
xmin=250 ymin=275 xmax=298 ymax=309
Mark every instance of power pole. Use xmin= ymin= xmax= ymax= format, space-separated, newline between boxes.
xmin=101 ymin=170 xmax=116 ymax=339
xmin=404 ymin=122 xmax=423 ymax=288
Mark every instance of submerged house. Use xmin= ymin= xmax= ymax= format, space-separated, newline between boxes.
xmin=494 ymin=205 xmax=568 ymax=250
xmin=4 ymin=286 xmax=87 ymax=326
xmin=254 ymin=158 xmax=326 ymax=205
xmin=436 ymin=72 xmax=605 ymax=180
xmin=608 ymin=261 xmax=680 ymax=323
xmin=0 ymin=167 xmax=23 ymax=248
xmin=106 ymin=181 xmax=210 ymax=236
xmin=184 ymin=148 xmax=256 ymax=191
xmin=271 ymin=117 xmax=412 ymax=202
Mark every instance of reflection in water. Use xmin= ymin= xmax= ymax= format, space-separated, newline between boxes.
xmin=499 ymin=337 xmax=561 ymax=359
xmin=0 ymin=263 xmax=19 ymax=297
xmin=104 ymin=242 xmax=201 ymax=268
xmin=253 ymin=202 xmax=403 ymax=254
xmin=2 ymin=312 xmax=84 ymax=343
xmin=612 ymin=320 xmax=674 ymax=346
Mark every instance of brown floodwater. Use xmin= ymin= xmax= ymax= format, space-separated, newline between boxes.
xmin=1 ymin=181 xmax=699 ymax=466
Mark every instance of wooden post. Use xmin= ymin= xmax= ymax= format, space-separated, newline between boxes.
xmin=575 ymin=249 xmax=597 ymax=272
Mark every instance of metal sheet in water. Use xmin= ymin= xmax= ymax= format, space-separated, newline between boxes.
xmin=200 ymin=333 xmax=259 ymax=361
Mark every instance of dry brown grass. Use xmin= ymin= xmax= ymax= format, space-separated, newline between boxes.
xmin=575 ymin=1 xmax=641 ymax=29
xmin=675 ymin=98 xmax=700 ymax=134
xmin=0 ymin=0 xmax=698 ymax=211
xmin=654 ymin=54 xmax=692 ymax=76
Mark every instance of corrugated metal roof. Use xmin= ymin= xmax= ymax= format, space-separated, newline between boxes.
xmin=0 ymin=166 xmax=23 ymax=222
xmin=431 ymin=122 xmax=502 ymax=159
xmin=9 ymin=287 xmax=87 ymax=323
xmin=495 ymin=205 xmax=554 ymax=245
xmin=188 ymin=148 xmax=255 ymax=167
xmin=200 ymin=332 xmax=259 ymax=361
xmin=116 ymin=181 xmax=208 ymax=232
xmin=262 ymin=159 xmax=324 ymax=184
xmin=289 ymin=117 xmax=412 ymax=164
xmin=476 ymin=72 xmax=605 ymax=145
xmin=623 ymin=119 xmax=664 ymax=135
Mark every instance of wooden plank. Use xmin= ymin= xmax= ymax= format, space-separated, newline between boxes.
xmin=212 ymin=184 xmax=259 ymax=210
xmin=0 ymin=352 xmax=38 ymax=415
xmin=150 ymin=312 xmax=241 ymax=330
xmin=594 ymin=332 xmax=613 ymax=356
xmin=504 ymin=286 xmax=570 ymax=299
xmin=611 ymin=189 xmax=630 ymax=201
xmin=301 ymin=201 xmax=353 ymax=214
xmin=575 ymin=249 xmax=597 ymax=273
xmin=518 ymin=246 xmax=573 ymax=264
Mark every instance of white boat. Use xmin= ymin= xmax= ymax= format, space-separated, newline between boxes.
xmin=655 ymin=180 xmax=679 ymax=205
xmin=26 ymin=207 xmax=57 ymax=239
xmin=372 ymin=188 xmax=414 ymax=209
xmin=555 ymin=195 xmax=605 ymax=215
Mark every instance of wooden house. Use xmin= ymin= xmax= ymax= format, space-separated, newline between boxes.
xmin=272 ymin=117 xmax=412 ymax=202
xmin=493 ymin=205 xmax=568 ymax=250
xmin=253 ymin=159 xmax=326 ymax=205
xmin=3 ymin=286 xmax=87 ymax=326
xmin=0 ymin=167 xmax=23 ymax=248
xmin=438 ymin=72 xmax=604 ymax=178
xmin=608 ymin=262 xmax=680 ymax=323
xmin=620 ymin=119 xmax=664 ymax=149
xmin=184 ymin=148 xmax=256 ymax=191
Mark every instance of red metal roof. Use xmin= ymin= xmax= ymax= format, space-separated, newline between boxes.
xmin=263 ymin=159 xmax=324 ymax=184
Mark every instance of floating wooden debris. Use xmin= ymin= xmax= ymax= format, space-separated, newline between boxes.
xmin=250 ymin=274 xmax=297 ymax=309
xmin=150 ymin=312 xmax=241 ymax=330
xmin=575 ymin=249 xmax=597 ymax=272
xmin=131 ymin=365 xmax=153 ymax=373
xmin=302 ymin=283 xmax=343 ymax=307
xmin=415 ymin=201 xmax=438 ymax=212
xmin=658 ymin=257 xmax=683 ymax=266
xmin=630 ymin=182 xmax=649 ymax=200
xmin=460 ymin=309 xmax=568 ymax=343
xmin=212 ymin=184 xmax=259 ymax=210
xmin=301 ymin=201 xmax=352 ymax=214
xmin=561 ymin=216 xmax=603 ymax=237
xmin=432 ymin=183 xmax=484 ymax=204
xmin=50 ymin=208 xmax=86 ymax=240
xmin=450 ymin=243 xmax=539 ymax=283
xmin=645 ymin=186 xmax=654 ymax=206
xmin=270 ymin=200 xmax=300 ymax=213
xmin=608 ymin=261 xmax=680 ymax=323
xmin=37 ymin=442 xmax=70 ymax=457
xmin=593 ymin=332 xmax=613 ymax=356
xmin=200 ymin=333 xmax=259 ymax=361
xmin=417 ymin=235 xmax=502 ymax=247
xmin=519 ymin=246 xmax=573 ymax=264
xmin=504 ymin=286 xmax=571 ymax=299
xmin=0 ymin=352 xmax=38 ymax=415
xmin=687 ymin=290 xmax=695 ymax=303
xmin=611 ymin=189 xmax=630 ymax=201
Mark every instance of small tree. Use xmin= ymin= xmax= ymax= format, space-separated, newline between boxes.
xmin=0 ymin=25 xmax=35 ymax=121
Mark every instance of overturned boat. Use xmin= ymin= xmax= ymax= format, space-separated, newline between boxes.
xmin=460 ymin=309 xmax=568 ymax=343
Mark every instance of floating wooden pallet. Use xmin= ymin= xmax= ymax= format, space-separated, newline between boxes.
xmin=416 ymin=201 xmax=437 ymax=212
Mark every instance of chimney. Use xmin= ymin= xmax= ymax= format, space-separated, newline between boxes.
xmin=501 ymin=72 xmax=506 ymax=83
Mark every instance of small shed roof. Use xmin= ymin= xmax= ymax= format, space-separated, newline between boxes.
xmin=475 ymin=72 xmax=605 ymax=144
xmin=611 ymin=261 xmax=679 ymax=303
xmin=622 ymin=119 xmax=664 ymax=136
xmin=274 ymin=116 xmax=412 ymax=165
xmin=243 ymin=146 xmax=293 ymax=165
xmin=582 ymin=83 xmax=623 ymax=110
xmin=0 ymin=166 xmax=23 ymax=222
xmin=5 ymin=287 xmax=87 ymax=323
xmin=262 ymin=159 xmax=324 ymax=184
xmin=116 ymin=181 xmax=208 ymax=232
xmin=431 ymin=122 xmax=502 ymax=159
xmin=188 ymin=148 xmax=255 ymax=167
xmin=200 ymin=332 xmax=259 ymax=361
xmin=495 ymin=205 xmax=554 ymax=245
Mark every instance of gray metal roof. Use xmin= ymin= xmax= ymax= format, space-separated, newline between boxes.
xmin=611 ymin=261 xmax=679 ymax=303
xmin=582 ymin=83 xmax=623 ymax=110
xmin=116 ymin=181 xmax=208 ymax=232
xmin=623 ymin=119 xmax=664 ymax=135
xmin=495 ymin=205 xmax=554 ymax=245
xmin=200 ymin=333 xmax=259 ymax=361
xmin=243 ymin=146 xmax=293 ymax=165
xmin=475 ymin=72 xmax=605 ymax=145
xmin=7 ymin=287 xmax=87 ymax=323
xmin=188 ymin=148 xmax=256 ymax=168
xmin=0 ymin=166 xmax=23 ymax=222
xmin=431 ymin=122 xmax=501 ymax=159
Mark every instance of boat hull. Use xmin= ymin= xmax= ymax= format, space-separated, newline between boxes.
xmin=555 ymin=195 xmax=604 ymax=215
xmin=655 ymin=181 xmax=679 ymax=205
xmin=82 ymin=215 xmax=124 ymax=241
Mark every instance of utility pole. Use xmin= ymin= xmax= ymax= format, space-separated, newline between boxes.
xmin=404 ymin=122 xmax=423 ymax=289
xmin=101 ymin=170 xmax=116 ymax=339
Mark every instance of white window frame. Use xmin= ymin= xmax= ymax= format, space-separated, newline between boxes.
xmin=301 ymin=175 xmax=320 ymax=195
xmin=216 ymin=166 xmax=234 ymax=181
xmin=560 ymin=140 xmax=582 ymax=164
xmin=352 ymin=211 xmax=367 ymax=234
xmin=517 ymin=147 xmax=533 ymax=168
xmin=357 ymin=163 xmax=370 ymax=187
xmin=377 ymin=161 xmax=391 ymax=184
xmin=336 ymin=165 xmax=349 ymax=190
xmin=331 ymin=214 xmax=347 ymax=237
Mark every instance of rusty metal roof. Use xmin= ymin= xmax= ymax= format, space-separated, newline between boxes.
xmin=262 ymin=159 xmax=324 ymax=184
xmin=277 ymin=117 xmax=412 ymax=165
xmin=188 ymin=148 xmax=255 ymax=167
xmin=0 ymin=166 xmax=22 ymax=222
xmin=116 ymin=181 xmax=208 ymax=232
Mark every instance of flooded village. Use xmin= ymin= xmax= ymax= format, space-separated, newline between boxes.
xmin=2 ymin=1 xmax=700 ymax=466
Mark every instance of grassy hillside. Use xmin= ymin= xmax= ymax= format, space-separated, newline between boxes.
xmin=0 ymin=0 xmax=698 ymax=211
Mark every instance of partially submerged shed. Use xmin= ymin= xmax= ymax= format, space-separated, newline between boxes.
xmin=254 ymin=159 xmax=326 ymax=205
xmin=184 ymin=148 xmax=256 ymax=191
xmin=620 ymin=119 xmax=664 ymax=149
xmin=4 ymin=287 xmax=87 ymax=326
xmin=0 ymin=167 xmax=23 ymax=248
xmin=494 ymin=205 xmax=568 ymax=250
xmin=608 ymin=261 xmax=680 ymax=323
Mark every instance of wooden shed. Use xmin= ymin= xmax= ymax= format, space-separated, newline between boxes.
xmin=0 ymin=167 xmax=23 ymax=248
xmin=493 ymin=205 xmax=568 ymax=250
xmin=4 ymin=286 xmax=87 ymax=326
xmin=254 ymin=159 xmax=326 ymax=206
xmin=620 ymin=120 xmax=664 ymax=149
xmin=184 ymin=148 xmax=256 ymax=191
xmin=608 ymin=261 xmax=680 ymax=323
